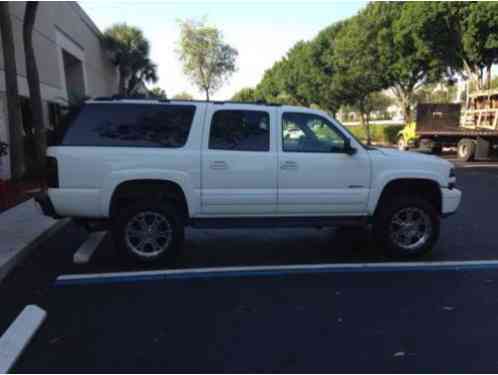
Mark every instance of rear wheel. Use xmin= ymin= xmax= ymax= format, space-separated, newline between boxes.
xmin=373 ymin=196 xmax=440 ymax=258
xmin=457 ymin=138 xmax=476 ymax=162
xmin=113 ymin=200 xmax=184 ymax=263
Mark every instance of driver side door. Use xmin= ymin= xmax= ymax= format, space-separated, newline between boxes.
xmin=277 ymin=111 xmax=371 ymax=216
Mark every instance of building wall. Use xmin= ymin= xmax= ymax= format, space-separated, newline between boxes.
xmin=0 ymin=1 xmax=118 ymax=179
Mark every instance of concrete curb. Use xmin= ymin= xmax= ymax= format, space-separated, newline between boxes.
xmin=0 ymin=305 xmax=47 ymax=373
xmin=0 ymin=219 xmax=71 ymax=283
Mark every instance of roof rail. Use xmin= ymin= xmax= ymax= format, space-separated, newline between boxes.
xmin=91 ymin=96 xmax=282 ymax=106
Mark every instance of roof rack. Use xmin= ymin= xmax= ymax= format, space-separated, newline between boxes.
xmin=92 ymin=96 xmax=282 ymax=106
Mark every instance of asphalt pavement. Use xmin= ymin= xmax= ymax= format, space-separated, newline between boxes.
xmin=1 ymin=157 xmax=498 ymax=372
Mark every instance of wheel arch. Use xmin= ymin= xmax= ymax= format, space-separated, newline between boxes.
xmin=109 ymin=179 xmax=190 ymax=221
xmin=372 ymin=178 xmax=442 ymax=216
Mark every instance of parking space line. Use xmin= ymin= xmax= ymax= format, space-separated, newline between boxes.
xmin=55 ymin=260 xmax=498 ymax=286
xmin=0 ymin=305 xmax=47 ymax=374
xmin=73 ymin=232 xmax=106 ymax=264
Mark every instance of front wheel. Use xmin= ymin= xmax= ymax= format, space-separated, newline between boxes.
xmin=373 ymin=196 xmax=440 ymax=258
xmin=397 ymin=136 xmax=408 ymax=151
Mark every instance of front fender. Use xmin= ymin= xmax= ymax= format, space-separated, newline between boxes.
xmin=367 ymin=170 xmax=443 ymax=214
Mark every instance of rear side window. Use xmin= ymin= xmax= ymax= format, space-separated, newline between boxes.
xmin=62 ymin=103 xmax=196 ymax=148
xmin=209 ymin=110 xmax=270 ymax=151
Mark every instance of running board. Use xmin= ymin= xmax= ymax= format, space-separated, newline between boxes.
xmin=189 ymin=216 xmax=368 ymax=229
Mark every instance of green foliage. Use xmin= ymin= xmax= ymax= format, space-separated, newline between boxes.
xmin=346 ymin=124 xmax=404 ymax=144
xmin=177 ymin=19 xmax=238 ymax=100
xmin=415 ymin=82 xmax=458 ymax=103
xmin=172 ymin=91 xmax=194 ymax=100
xmin=149 ymin=86 xmax=167 ymax=99
xmin=231 ymin=87 xmax=261 ymax=102
xmin=103 ymin=23 xmax=157 ymax=95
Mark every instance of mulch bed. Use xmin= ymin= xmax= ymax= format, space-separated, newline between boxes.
xmin=0 ymin=178 xmax=46 ymax=214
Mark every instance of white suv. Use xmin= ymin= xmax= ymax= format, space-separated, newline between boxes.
xmin=35 ymin=98 xmax=461 ymax=262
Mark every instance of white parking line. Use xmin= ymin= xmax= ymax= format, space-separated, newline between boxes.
xmin=56 ymin=259 xmax=498 ymax=286
xmin=0 ymin=305 xmax=46 ymax=373
xmin=73 ymin=232 xmax=107 ymax=264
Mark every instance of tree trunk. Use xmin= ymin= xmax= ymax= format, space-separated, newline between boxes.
xmin=23 ymin=1 xmax=46 ymax=178
xmin=0 ymin=3 xmax=25 ymax=180
xmin=402 ymin=101 xmax=411 ymax=124
xmin=358 ymin=101 xmax=371 ymax=146
xmin=205 ymin=89 xmax=210 ymax=101
xmin=118 ymin=66 xmax=127 ymax=96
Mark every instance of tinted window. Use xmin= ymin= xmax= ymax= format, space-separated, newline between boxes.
xmin=282 ymin=112 xmax=346 ymax=153
xmin=62 ymin=103 xmax=196 ymax=147
xmin=209 ymin=110 xmax=270 ymax=151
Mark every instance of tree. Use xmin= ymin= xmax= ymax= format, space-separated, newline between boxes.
xmin=389 ymin=2 xmax=498 ymax=117
xmin=103 ymin=23 xmax=157 ymax=96
xmin=172 ymin=92 xmax=194 ymax=100
xmin=332 ymin=5 xmax=390 ymax=144
xmin=126 ymin=58 xmax=158 ymax=96
xmin=372 ymin=2 xmax=449 ymax=124
xmin=346 ymin=92 xmax=393 ymax=121
xmin=0 ymin=2 xmax=25 ymax=180
xmin=23 ymin=1 xmax=46 ymax=176
xmin=177 ymin=19 xmax=238 ymax=100
xmin=416 ymin=82 xmax=458 ymax=104
xmin=231 ymin=87 xmax=260 ymax=102
xmin=306 ymin=21 xmax=348 ymax=115
xmin=149 ymin=86 xmax=167 ymax=99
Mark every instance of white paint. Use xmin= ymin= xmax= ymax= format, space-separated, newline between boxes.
xmin=56 ymin=259 xmax=498 ymax=283
xmin=0 ymin=305 xmax=47 ymax=373
xmin=73 ymin=231 xmax=106 ymax=264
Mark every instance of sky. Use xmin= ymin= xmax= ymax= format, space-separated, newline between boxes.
xmin=78 ymin=0 xmax=366 ymax=100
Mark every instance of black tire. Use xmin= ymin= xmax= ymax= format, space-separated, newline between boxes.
xmin=397 ymin=136 xmax=408 ymax=151
xmin=373 ymin=195 xmax=440 ymax=258
xmin=112 ymin=200 xmax=184 ymax=263
xmin=457 ymin=139 xmax=476 ymax=162
xmin=431 ymin=143 xmax=443 ymax=155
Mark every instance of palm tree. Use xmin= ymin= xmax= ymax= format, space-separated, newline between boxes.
xmin=0 ymin=2 xmax=25 ymax=180
xmin=23 ymin=1 xmax=46 ymax=176
xmin=127 ymin=58 xmax=158 ymax=96
xmin=103 ymin=23 xmax=157 ymax=96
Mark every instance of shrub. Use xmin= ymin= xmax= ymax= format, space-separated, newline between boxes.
xmin=345 ymin=124 xmax=404 ymax=144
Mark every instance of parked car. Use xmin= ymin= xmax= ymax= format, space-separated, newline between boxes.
xmin=35 ymin=98 xmax=461 ymax=263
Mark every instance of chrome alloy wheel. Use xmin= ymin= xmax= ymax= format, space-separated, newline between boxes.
xmin=125 ymin=211 xmax=172 ymax=258
xmin=389 ymin=207 xmax=432 ymax=252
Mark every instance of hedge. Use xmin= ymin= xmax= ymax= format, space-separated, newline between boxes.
xmin=345 ymin=124 xmax=404 ymax=145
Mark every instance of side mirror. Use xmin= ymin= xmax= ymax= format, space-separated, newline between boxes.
xmin=344 ymin=138 xmax=357 ymax=155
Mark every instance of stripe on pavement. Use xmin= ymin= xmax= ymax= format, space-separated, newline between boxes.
xmin=73 ymin=232 xmax=106 ymax=264
xmin=0 ymin=305 xmax=47 ymax=373
xmin=55 ymin=259 xmax=498 ymax=286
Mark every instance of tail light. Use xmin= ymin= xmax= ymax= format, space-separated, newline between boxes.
xmin=46 ymin=156 xmax=59 ymax=188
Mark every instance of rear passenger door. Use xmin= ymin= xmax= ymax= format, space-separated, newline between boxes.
xmin=201 ymin=104 xmax=278 ymax=215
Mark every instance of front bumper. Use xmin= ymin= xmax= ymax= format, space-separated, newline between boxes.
xmin=441 ymin=187 xmax=462 ymax=217
xmin=33 ymin=191 xmax=61 ymax=219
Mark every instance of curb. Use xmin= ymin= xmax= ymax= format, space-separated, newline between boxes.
xmin=0 ymin=219 xmax=71 ymax=283
xmin=0 ymin=305 xmax=47 ymax=373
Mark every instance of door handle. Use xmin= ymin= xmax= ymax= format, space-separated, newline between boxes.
xmin=280 ymin=160 xmax=298 ymax=170
xmin=210 ymin=160 xmax=228 ymax=170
